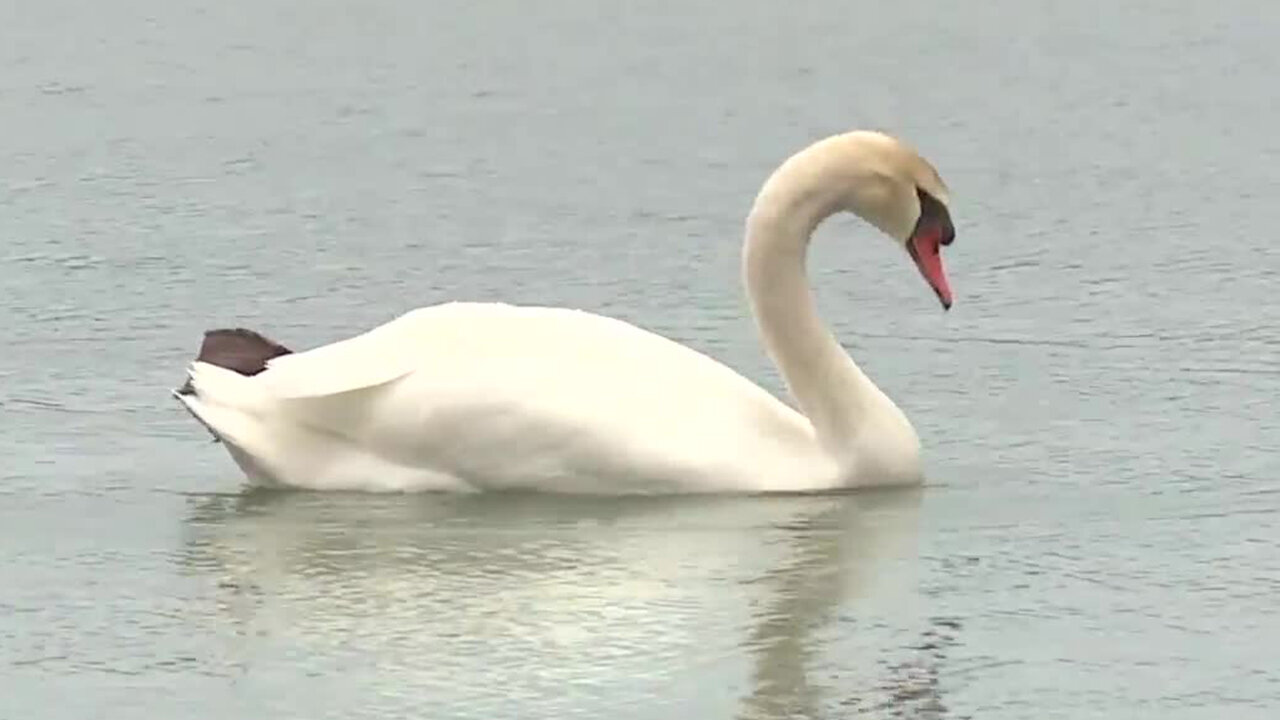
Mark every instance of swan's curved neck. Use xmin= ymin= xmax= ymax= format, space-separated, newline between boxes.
xmin=742 ymin=163 xmax=883 ymax=455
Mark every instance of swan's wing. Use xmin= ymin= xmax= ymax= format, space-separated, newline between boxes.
xmin=258 ymin=301 xmax=538 ymax=400
xmin=258 ymin=308 xmax=433 ymax=400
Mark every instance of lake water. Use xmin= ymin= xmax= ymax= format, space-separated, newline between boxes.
xmin=2 ymin=0 xmax=1278 ymax=717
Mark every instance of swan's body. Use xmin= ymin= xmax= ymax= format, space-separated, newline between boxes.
xmin=176 ymin=130 xmax=957 ymax=494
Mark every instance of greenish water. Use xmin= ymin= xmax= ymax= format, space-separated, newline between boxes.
xmin=2 ymin=0 xmax=1277 ymax=717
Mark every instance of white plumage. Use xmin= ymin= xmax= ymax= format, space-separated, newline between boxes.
xmin=176 ymin=130 xmax=957 ymax=494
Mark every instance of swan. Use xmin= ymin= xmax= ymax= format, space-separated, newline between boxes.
xmin=174 ymin=129 xmax=956 ymax=494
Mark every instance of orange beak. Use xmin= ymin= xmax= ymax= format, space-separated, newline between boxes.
xmin=906 ymin=228 xmax=953 ymax=310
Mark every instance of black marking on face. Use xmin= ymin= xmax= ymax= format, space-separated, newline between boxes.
xmin=914 ymin=187 xmax=955 ymax=246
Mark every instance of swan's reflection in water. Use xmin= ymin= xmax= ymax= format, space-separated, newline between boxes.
xmin=180 ymin=487 xmax=954 ymax=718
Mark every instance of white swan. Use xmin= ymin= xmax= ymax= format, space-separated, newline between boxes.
xmin=175 ymin=129 xmax=956 ymax=494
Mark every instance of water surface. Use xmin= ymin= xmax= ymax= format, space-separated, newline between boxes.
xmin=2 ymin=0 xmax=1278 ymax=717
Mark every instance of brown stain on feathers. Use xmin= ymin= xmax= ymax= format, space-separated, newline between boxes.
xmin=178 ymin=328 xmax=292 ymax=395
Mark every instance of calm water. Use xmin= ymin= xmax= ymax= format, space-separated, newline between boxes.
xmin=2 ymin=0 xmax=1279 ymax=717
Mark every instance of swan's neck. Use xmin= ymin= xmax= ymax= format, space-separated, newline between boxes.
xmin=742 ymin=172 xmax=888 ymax=457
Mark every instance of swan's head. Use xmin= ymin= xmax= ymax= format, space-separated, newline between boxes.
xmin=748 ymin=129 xmax=957 ymax=309
xmin=834 ymin=131 xmax=956 ymax=310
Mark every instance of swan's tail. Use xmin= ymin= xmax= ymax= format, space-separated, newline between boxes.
xmin=173 ymin=328 xmax=294 ymax=449
xmin=176 ymin=328 xmax=292 ymax=396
